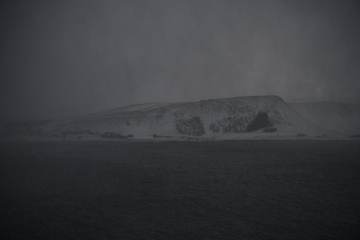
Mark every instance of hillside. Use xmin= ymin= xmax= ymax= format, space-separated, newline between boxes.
xmin=288 ymin=102 xmax=360 ymax=133
xmin=2 ymin=95 xmax=359 ymax=140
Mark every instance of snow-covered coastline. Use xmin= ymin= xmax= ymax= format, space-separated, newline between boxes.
xmin=1 ymin=95 xmax=360 ymax=141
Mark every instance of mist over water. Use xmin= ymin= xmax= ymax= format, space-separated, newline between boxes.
xmin=1 ymin=0 xmax=360 ymax=120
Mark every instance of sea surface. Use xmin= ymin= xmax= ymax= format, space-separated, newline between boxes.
xmin=1 ymin=140 xmax=360 ymax=239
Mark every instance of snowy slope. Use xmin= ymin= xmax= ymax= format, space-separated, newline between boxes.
xmin=5 ymin=95 xmax=359 ymax=140
xmin=288 ymin=102 xmax=360 ymax=133
xmin=37 ymin=95 xmax=339 ymax=139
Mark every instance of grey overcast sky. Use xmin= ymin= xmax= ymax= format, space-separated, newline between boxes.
xmin=1 ymin=0 xmax=360 ymax=119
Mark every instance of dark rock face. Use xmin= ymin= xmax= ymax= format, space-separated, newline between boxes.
xmin=246 ymin=112 xmax=273 ymax=132
xmin=175 ymin=116 xmax=205 ymax=136
xmin=263 ymin=127 xmax=277 ymax=132
xmin=210 ymin=116 xmax=251 ymax=133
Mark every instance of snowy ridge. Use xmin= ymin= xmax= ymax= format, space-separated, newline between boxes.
xmin=2 ymin=95 xmax=359 ymax=140
xmin=288 ymin=102 xmax=360 ymax=133
xmin=42 ymin=95 xmax=357 ymax=139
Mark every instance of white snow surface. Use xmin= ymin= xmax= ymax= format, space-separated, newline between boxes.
xmin=41 ymin=95 xmax=360 ymax=140
xmin=288 ymin=102 xmax=360 ymax=133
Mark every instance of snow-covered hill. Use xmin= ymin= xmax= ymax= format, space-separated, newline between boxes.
xmin=2 ymin=95 xmax=359 ymax=140
xmin=288 ymin=102 xmax=360 ymax=133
